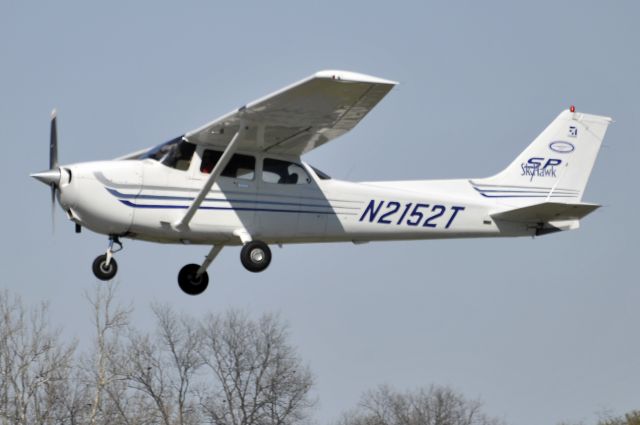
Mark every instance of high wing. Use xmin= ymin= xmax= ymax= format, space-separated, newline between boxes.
xmin=183 ymin=70 xmax=397 ymax=156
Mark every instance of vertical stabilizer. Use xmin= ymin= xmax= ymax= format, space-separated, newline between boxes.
xmin=472 ymin=109 xmax=611 ymax=203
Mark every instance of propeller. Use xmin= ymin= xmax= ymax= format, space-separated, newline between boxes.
xmin=31 ymin=109 xmax=62 ymax=232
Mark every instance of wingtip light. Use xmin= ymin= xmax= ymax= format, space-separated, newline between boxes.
xmin=570 ymin=105 xmax=576 ymax=113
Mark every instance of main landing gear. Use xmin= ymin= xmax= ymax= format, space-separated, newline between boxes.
xmin=92 ymin=236 xmax=122 ymax=281
xmin=240 ymin=241 xmax=272 ymax=273
xmin=177 ymin=240 xmax=272 ymax=296
xmin=177 ymin=244 xmax=223 ymax=296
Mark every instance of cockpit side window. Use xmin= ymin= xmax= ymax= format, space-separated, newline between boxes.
xmin=262 ymin=158 xmax=311 ymax=184
xmin=142 ymin=137 xmax=196 ymax=171
xmin=142 ymin=137 xmax=179 ymax=161
xmin=161 ymin=140 xmax=196 ymax=171
xmin=200 ymin=149 xmax=256 ymax=180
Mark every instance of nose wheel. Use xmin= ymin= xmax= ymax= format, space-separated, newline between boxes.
xmin=92 ymin=255 xmax=118 ymax=280
xmin=92 ymin=236 xmax=122 ymax=281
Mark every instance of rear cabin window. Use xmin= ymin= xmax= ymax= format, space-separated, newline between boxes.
xmin=200 ymin=149 xmax=255 ymax=180
xmin=262 ymin=158 xmax=311 ymax=184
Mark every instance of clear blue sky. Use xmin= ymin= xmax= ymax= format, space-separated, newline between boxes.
xmin=2 ymin=1 xmax=639 ymax=424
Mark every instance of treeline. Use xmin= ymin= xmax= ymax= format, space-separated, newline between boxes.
xmin=0 ymin=285 xmax=633 ymax=425
xmin=0 ymin=285 xmax=312 ymax=425
xmin=560 ymin=412 xmax=640 ymax=425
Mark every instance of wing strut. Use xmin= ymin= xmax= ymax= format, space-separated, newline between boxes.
xmin=174 ymin=123 xmax=245 ymax=230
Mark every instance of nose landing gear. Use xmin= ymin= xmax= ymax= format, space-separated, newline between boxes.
xmin=92 ymin=236 xmax=122 ymax=281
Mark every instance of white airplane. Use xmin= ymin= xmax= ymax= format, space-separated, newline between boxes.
xmin=31 ymin=70 xmax=611 ymax=295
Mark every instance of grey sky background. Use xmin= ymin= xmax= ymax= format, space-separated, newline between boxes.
xmin=2 ymin=1 xmax=639 ymax=424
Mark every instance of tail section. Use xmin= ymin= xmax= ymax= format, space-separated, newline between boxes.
xmin=472 ymin=109 xmax=612 ymax=203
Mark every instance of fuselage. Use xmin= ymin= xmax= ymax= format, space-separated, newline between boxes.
xmin=56 ymin=146 xmax=533 ymax=246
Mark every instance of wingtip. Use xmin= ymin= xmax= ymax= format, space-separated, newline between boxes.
xmin=314 ymin=70 xmax=398 ymax=85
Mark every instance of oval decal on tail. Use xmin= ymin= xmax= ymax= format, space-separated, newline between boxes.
xmin=549 ymin=141 xmax=575 ymax=153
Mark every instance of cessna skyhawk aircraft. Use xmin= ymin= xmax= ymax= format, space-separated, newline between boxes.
xmin=31 ymin=70 xmax=611 ymax=295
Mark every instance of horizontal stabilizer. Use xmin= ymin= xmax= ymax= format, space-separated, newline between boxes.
xmin=491 ymin=202 xmax=600 ymax=223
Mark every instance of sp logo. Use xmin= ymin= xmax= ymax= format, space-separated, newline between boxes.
xmin=521 ymin=157 xmax=562 ymax=181
xmin=526 ymin=157 xmax=562 ymax=169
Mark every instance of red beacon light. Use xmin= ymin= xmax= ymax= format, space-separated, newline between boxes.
xmin=570 ymin=105 xmax=576 ymax=113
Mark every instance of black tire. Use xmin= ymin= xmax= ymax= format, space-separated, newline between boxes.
xmin=92 ymin=255 xmax=118 ymax=281
xmin=178 ymin=264 xmax=209 ymax=295
xmin=240 ymin=241 xmax=272 ymax=273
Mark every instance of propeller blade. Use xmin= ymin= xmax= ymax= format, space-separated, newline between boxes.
xmin=51 ymin=185 xmax=56 ymax=234
xmin=50 ymin=109 xmax=58 ymax=233
xmin=50 ymin=109 xmax=58 ymax=170
xmin=30 ymin=109 xmax=62 ymax=233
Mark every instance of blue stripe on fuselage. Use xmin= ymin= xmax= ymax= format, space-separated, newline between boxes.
xmin=118 ymin=200 xmax=351 ymax=215
xmin=106 ymin=187 xmax=351 ymax=210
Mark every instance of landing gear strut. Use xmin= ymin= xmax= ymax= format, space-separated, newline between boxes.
xmin=178 ymin=245 xmax=223 ymax=296
xmin=92 ymin=236 xmax=122 ymax=281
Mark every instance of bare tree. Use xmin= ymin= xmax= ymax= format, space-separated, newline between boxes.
xmin=0 ymin=289 xmax=315 ymax=425
xmin=122 ymin=328 xmax=172 ymax=424
xmin=597 ymin=410 xmax=640 ymax=425
xmin=336 ymin=385 xmax=504 ymax=425
xmin=154 ymin=304 xmax=204 ymax=425
xmin=557 ymin=409 xmax=640 ymax=425
xmin=198 ymin=310 xmax=315 ymax=425
xmin=0 ymin=290 xmax=76 ymax=425
xmin=80 ymin=283 xmax=134 ymax=425
xmin=122 ymin=304 xmax=205 ymax=425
